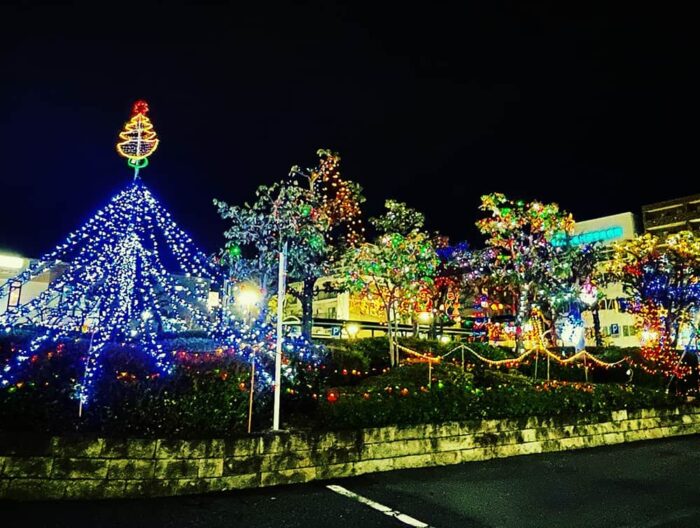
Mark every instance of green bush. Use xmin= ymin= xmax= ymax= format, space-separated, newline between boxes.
xmin=317 ymin=368 xmax=684 ymax=430
xmin=0 ymin=334 xmax=693 ymax=438
xmin=0 ymin=338 xmax=255 ymax=438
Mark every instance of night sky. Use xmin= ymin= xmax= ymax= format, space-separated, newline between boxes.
xmin=0 ymin=2 xmax=694 ymax=257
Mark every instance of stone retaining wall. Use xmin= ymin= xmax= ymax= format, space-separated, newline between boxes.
xmin=1 ymin=406 xmax=699 ymax=500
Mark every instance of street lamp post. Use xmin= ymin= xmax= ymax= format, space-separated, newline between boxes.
xmin=273 ymin=241 xmax=287 ymax=431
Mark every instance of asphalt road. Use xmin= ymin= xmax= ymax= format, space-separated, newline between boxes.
xmin=3 ymin=436 xmax=700 ymax=528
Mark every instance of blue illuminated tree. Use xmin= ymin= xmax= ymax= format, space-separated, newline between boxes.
xmin=0 ymin=101 xmax=220 ymax=406
xmin=0 ymin=178 xmax=221 ymax=405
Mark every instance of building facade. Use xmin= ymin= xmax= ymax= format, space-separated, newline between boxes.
xmin=573 ymin=212 xmax=640 ymax=347
xmin=642 ymin=193 xmax=700 ymax=237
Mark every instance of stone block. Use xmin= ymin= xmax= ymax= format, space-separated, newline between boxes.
xmin=556 ymin=436 xmax=588 ymax=450
xmin=198 ymin=458 xmax=224 ymax=478
xmin=3 ymin=478 xmax=65 ymax=500
xmin=628 ymin=408 xmax=659 ymax=420
xmin=394 ymin=424 xmax=432 ymax=441
xmin=352 ymin=458 xmax=395 ymax=476
xmin=432 ymin=450 xmax=461 ymax=466
xmin=392 ymin=453 xmax=434 ymax=470
xmin=327 ymin=429 xmax=362 ymax=449
xmin=611 ymin=409 xmax=628 ymax=422
xmin=361 ymin=438 xmax=431 ymax=459
xmin=154 ymin=459 xmax=200 ymax=479
xmin=107 ymin=459 xmax=155 ymax=480
xmin=63 ymin=479 xmax=127 ymax=500
xmin=218 ymin=473 xmax=261 ymax=490
xmin=51 ymin=437 xmax=104 ymax=458
xmin=260 ymin=467 xmax=315 ymax=487
xmin=460 ymin=446 xmax=497 ymax=462
xmin=473 ymin=432 xmax=501 ymax=448
xmin=435 ymin=435 xmax=476 ymax=452
xmin=433 ymin=422 xmax=462 ymax=438
xmin=310 ymin=445 xmax=361 ymax=467
xmin=601 ymin=432 xmax=625 ymax=445
xmin=2 ymin=456 xmax=52 ymax=478
xmin=0 ymin=433 xmax=53 ymax=456
xmin=156 ymin=439 xmax=224 ymax=459
xmin=224 ymin=437 xmax=258 ymax=457
xmin=224 ymin=455 xmax=263 ymax=475
xmin=477 ymin=419 xmax=501 ymax=433
xmin=518 ymin=429 xmax=539 ymax=443
xmin=100 ymin=438 xmax=129 ymax=458
xmin=127 ymin=439 xmax=158 ymax=459
xmin=124 ymin=478 xmax=214 ymax=498
xmin=260 ymin=451 xmax=313 ymax=472
xmin=315 ymin=462 xmax=356 ymax=480
xmin=51 ymin=457 xmax=108 ymax=479
xmin=362 ymin=426 xmax=396 ymax=444
xmin=174 ymin=478 xmax=216 ymax=496
xmin=258 ymin=432 xmax=312 ymax=455
xmin=124 ymin=478 xmax=180 ymax=498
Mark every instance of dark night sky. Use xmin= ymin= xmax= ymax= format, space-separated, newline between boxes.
xmin=0 ymin=2 xmax=695 ymax=257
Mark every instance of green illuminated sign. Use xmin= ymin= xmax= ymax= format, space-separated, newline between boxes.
xmin=551 ymin=226 xmax=623 ymax=247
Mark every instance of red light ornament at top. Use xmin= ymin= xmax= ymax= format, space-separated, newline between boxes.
xmin=116 ymin=99 xmax=160 ymax=176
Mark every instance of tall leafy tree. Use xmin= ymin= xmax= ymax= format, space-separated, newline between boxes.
xmin=215 ymin=149 xmax=364 ymax=338
xmin=214 ymin=180 xmax=328 ymax=322
xmin=344 ymin=201 xmax=438 ymax=365
xmin=289 ymin=149 xmax=365 ymax=336
xmin=475 ymin=193 xmax=575 ymax=352
xmin=607 ymin=231 xmax=700 ymax=377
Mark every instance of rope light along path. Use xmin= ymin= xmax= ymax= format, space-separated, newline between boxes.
xmin=456 ymin=344 xmax=628 ymax=369
xmin=392 ymin=310 xmax=629 ymax=371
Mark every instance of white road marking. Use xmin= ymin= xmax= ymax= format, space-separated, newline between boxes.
xmin=326 ymin=484 xmax=432 ymax=527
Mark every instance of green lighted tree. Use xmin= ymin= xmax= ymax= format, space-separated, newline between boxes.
xmin=344 ymin=201 xmax=439 ymax=365
xmin=475 ymin=193 xmax=575 ymax=352
xmin=370 ymin=199 xmax=425 ymax=235
xmin=215 ymin=150 xmax=365 ymax=338
xmin=214 ymin=180 xmax=328 ymax=319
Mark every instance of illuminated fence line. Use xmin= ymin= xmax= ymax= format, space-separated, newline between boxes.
xmin=393 ymin=341 xmax=628 ymax=370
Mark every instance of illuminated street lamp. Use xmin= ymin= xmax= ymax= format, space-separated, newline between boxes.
xmin=235 ymin=284 xmax=262 ymax=325
xmin=345 ymin=322 xmax=360 ymax=338
xmin=418 ymin=311 xmax=433 ymax=323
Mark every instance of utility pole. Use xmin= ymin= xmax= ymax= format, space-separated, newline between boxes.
xmin=272 ymin=241 xmax=288 ymax=431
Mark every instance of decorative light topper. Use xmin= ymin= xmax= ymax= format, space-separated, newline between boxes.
xmin=116 ymin=100 xmax=160 ymax=172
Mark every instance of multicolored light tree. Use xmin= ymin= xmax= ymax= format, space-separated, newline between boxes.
xmin=607 ymin=231 xmax=700 ymax=378
xmin=475 ymin=193 xmax=575 ymax=352
xmin=214 ymin=180 xmax=328 ymax=317
xmin=344 ymin=201 xmax=439 ymax=365
xmin=289 ymin=149 xmax=365 ymax=335
xmin=216 ymin=149 xmax=365 ymax=338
